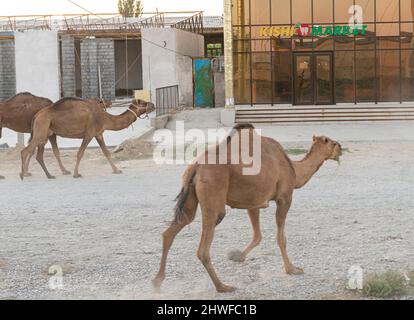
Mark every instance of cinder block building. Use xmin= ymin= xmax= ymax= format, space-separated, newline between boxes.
xmin=0 ymin=12 xmax=224 ymax=108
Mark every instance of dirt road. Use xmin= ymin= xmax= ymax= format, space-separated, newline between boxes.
xmin=0 ymin=140 xmax=413 ymax=299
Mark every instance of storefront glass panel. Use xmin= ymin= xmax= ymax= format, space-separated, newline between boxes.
xmin=251 ymin=53 xmax=272 ymax=103
xmin=356 ymin=50 xmax=376 ymax=102
xmin=377 ymin=50 xmax=401 ymax=101
xmin=335 ymin=51 xmax=355 ymax=103
xmin=232 ymin=0 xmax=414 ymax=105
xmin=272 ymin=51 xmax=292 ymax=103
xmin=401 ymin=50 xmax=414 ymax=100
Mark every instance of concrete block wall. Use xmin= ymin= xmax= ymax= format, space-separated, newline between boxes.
xmin=0 ymin=39 xmax=16 ymax=100
xmin=61 ymin=35 xmax=76 ymax=97
xmin=81 ymin=38 xmax=115 ymax=100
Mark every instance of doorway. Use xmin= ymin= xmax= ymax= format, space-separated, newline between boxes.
xmin=293 ymin=52 xmax=334 ymax=105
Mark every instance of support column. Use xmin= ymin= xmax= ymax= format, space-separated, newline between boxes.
xmin=221 ymin=0 xmax=236 ymax=126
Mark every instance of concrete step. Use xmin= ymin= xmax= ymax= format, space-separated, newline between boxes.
xmin=235 ymin=106 xmax=414 ymax=123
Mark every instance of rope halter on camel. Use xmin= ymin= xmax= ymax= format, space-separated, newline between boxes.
xmin=127 ymin=107 xmax=139 ymax=120
xmin=129 ymin=103 xmax=150 ymax=120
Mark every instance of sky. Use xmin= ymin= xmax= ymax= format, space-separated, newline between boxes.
xmin=0 ymin=0 xmax=223 ymax=16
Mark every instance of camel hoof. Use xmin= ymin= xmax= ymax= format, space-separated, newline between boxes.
xmin=47 ymin=176 xmax=56 ymax=180
xmin=24 ymin=172 xmax=32 ymax=177
xmin=227 ymin=250 xmax=245 ymax=262
xmin=217 ymin=284 xmax=236 ymax=293
xmin=286 ymin=266 xmax=304 ymax=275
xmin=19 ymin=173 xmax=24 ymax=181
xmin=113 ymin=170 xmax=123 ymax=175
xmin=152 ymin=276 xmax=164 ymax=292
xmin=73 ymin=174 xmax=83 ymax=179
xmin=0 ymin=175 xmax=5 ymax=180
xmin=62 ymin=171 xmax=71 ymax=175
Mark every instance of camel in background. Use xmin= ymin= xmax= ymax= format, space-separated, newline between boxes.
xmin=153 ymin=124 xmax=342 ymax=293
xmin=20 ymin=98 xmax=155 ymax=179
xmin=0 ymin=92 xmax=111 ymax=178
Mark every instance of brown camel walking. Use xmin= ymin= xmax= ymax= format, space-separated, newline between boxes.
xmin=20 ymin=97 xmax=154 ymax=179
xmin=0 ymin=92 xmax=70 ymax=176
xmin=0 ymin=92 xmax=111 ymax=178
xmin=153 ymin=123 xmax=342 ymax=293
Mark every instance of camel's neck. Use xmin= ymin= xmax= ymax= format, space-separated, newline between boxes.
xmin=103 ymin=109 xmax=144 ymax=131
xmin=292 ymin=146 xmax=326 ymax=189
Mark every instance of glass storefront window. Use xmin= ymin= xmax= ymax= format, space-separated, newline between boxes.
xmin=271 ymin=0 xmax=291 ymax=25
xmin=401 ymin=50 xmax=414 ymax=101
xmin=234 ymin=40 xmax=251 ymax=52
xmin=251 ymin=40 xmax=271 ymax=52
xmin=232 ymin=0 xmax=250 ymax=25
xmin=251 ymin=0 xmax=270 ymax=25
xmin=233 ymin=27 xmax=250 ymax=40
xmin=335 ymin=36 xmax=355 ymax=50
xmin=231 ymin=0 xmax=414 ymax=105
xmin=401 ymin=0 xmax=414 ymax=22
xmin=251 ymin=53 xmax=272 ymax=103
xmin=313 ymin=38 xmax=334 ymax=51
xmin=335 ymin=0 xmax=354 ymax=24
xmin=272 ymin=51 xmax=292 ymax=103
xmin=313 ymin=0 xmax=333 ymax=23
xmin=292 ymin=0 xmax=312 ymax=23
xmin=376 ymin=37 xmax=400 ymax=50
xmin=376 ymin=23 xmax=399 ymax=36
xmin=377 ymin=50 xmax=401 ymax=101
xmin=355 ymin=0 xmax=375 ymax=23
xmin=233 ymin=53 xmax=251 ymax=104
xmin=356 ymin=50 xmax=376 ymax=102
xmin=376 ymin=0 xmax=399 ymax=22
xmin=335 ymin=51 xmax=355 ymax=103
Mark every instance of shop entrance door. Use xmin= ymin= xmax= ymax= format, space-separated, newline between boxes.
xmin=293 ymin=52 xmax=334 ymax=105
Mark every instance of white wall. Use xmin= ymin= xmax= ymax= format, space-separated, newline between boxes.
xmin=141 ymin=28 xmax=204 ymax=106
xmin=14 ymin=30 xmax=60 ymax=101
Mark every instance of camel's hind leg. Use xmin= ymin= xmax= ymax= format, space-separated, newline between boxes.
xmin=49 ymin=134 xmax=71 ymax=175
xmin=228 ymin=208 xmax=262 ymax=262
xmin=73 ymin=137 xmax=92 ymax=178
xmin=20 ymin=142 xmax=38 ymax=180
xmin=196 ymin=176 xmax=234 ymax=293
xmin=152 ymin=186 xmax=198 ymax=291
xmin=35 ymin=144 xmax=56 ymax=179
xmin=276 ymin=194 xmax=304 ymax=275
xmin=197 ymin=203 xmax=235 ymax=293
xmin=95 ymin=134 xmax=122 ymax=174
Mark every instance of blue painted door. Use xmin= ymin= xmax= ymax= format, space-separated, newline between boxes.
xmin=193 ymin=59 xmax=214 ymax=108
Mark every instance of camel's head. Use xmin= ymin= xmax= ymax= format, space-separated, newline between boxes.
xmin=130 ymin=99 xmax=156 ymax=117
xmin=313 ymin=136 xmax=343 ymax=163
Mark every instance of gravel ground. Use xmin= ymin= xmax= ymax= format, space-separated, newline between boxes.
xmin=0 ymin=139 xmax=413 ymax=300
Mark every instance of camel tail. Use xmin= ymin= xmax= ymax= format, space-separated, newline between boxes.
xmin=173 ymin=165 xmax=198 ymax=224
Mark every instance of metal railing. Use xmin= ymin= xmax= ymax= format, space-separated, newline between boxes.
xmin=155 ymin=85 xmax=179 ymax=116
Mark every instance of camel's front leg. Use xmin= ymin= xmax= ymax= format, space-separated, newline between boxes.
xmin=276 ymin=194 xmax=304 ymax=275
xmin=228 ymin=208 xmax=262 ymax=262
xmin=49 ymin=134 xmax=71 ymax=175
xmin=73 ymin=137 xmax=92 ymax=178
xmin=95 ymin=134 xmax=122 ymax=174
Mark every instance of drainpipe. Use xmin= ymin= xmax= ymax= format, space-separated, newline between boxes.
xmin=221 ymin=0 xmax=236 ymax=126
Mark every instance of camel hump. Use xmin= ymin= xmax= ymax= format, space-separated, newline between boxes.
xmin=233 ymin=123 xmax=255 ymax=130
xmin=227 ymin=123 xmax=255 ymax=144
xmin=6 ymin=92 xmax=35 ymax=102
